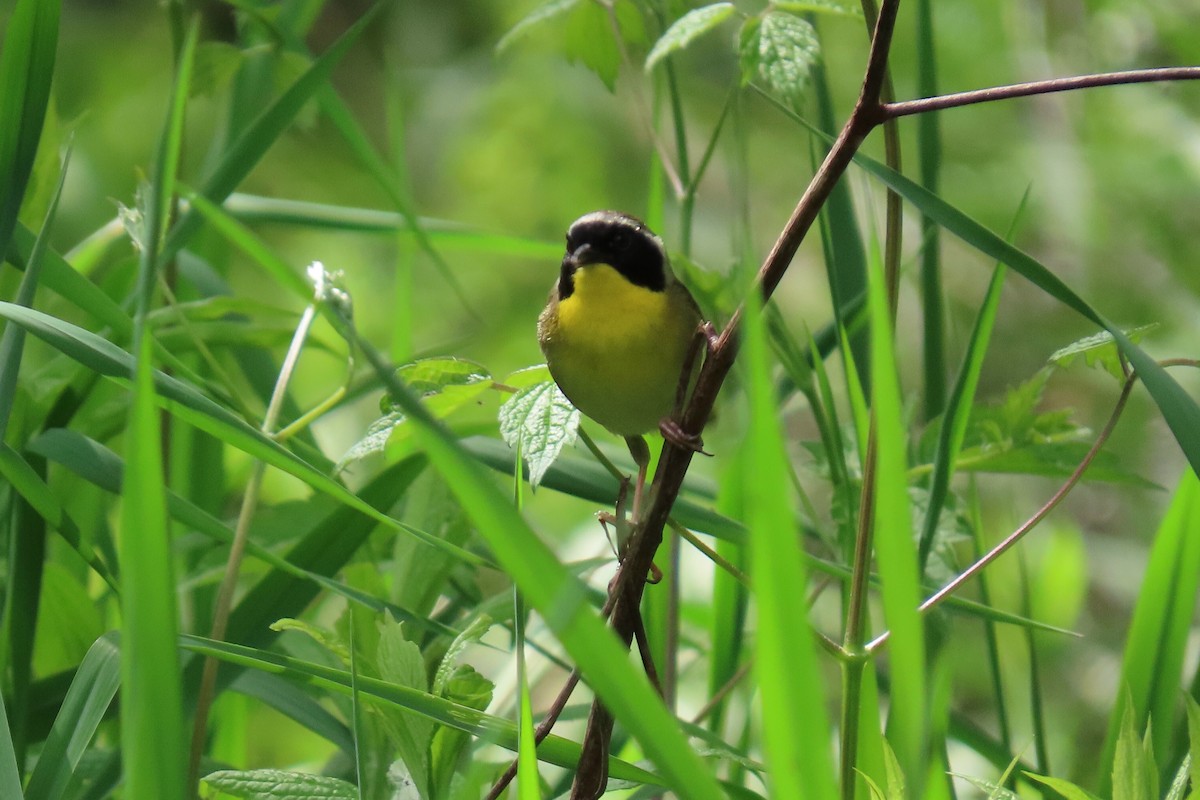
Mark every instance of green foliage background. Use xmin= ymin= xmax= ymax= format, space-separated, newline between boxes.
xmin=1 ymin=0 xmax=1200 ymax=798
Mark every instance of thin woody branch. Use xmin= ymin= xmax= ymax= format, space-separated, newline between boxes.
xmin=569 ymin=1 xmax=906 ymax=797
xmin=883 ymin=66 xmax=1200 ymax=118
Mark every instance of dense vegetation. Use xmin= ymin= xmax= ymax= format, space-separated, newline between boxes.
xmin=1 ymin=1 xmax=1199 ymax=798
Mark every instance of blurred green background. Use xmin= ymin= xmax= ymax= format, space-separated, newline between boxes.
xmin=17 ymin=0 xmax=1200 ymax=787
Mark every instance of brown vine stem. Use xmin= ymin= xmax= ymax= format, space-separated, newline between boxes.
xmin=567 ymin=8 xmax=1200 ymax=799
xmin=862 ymin=361 xmax=1200 ymax=654
xmin=883 ymin=67 xmax=1200 ymax=119
xmin=568 ymin=2 xmax=904 ymax=797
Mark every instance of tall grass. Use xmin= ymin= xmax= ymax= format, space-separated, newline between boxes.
xmin=1 ymin=1 xmax=1198 ymax=799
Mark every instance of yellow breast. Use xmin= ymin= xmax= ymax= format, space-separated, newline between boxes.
xmin=539 ymin=264 xmax=698 ymax=436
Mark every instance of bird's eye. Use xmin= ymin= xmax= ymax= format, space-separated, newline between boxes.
xmin=612 ymin=230 xmax=632 ymax=251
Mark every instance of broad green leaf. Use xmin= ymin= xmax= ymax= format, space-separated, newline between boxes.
xmin=499 ymin=381 xmax=581 ymax=489
xmin=743 ymin=291 xmax=836 ymax=797
xmin=23 ymin=634 xmax=120 ymax=800
xmin=738 ymin=11 xmax=818 ymax=110
xmin=564 ymin=0 xmax=621 ymax=90
xmin=496 ymin=0 xmax=582 ymax=54
xmin=202 ymin=769 xmax=358 ymax=799
xmin=645 ymin=3 xmax=737 ymax=72
xmin=389 ymin=357 xmax=492 ymax=398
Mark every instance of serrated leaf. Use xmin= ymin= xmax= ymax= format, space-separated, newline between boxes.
xmin=374 ymin=617 xmax=433 ymax=800
xmin=564 ymin=0 xmax=620 ymax=90
xmin=496 ymin=0 xmax=582 ymax=54
xmin=432 ymin=615 xmax=493 ymax=697
xmin=336 ymin=411 xmax=405 ymax=470
xmin=430 ymin=663 xmax=495 ymax=799
xmin=1113 ymin=696 xmax=1155 ymax=800
xmin=389 ymin=357 xmax=492 ymax=400
xmin=773 ymin=0 xmax=864 ymax=17
xmin=499 ymin=381 xmax=581 ymax=489
xmin=953 ymin=441 xmax=1160 ymax=487
xmin=202 ymin=768 xmax=358 ymax=799
xmin=739 ymin=11 xmax=819 ymax=109
xmin=340 ymin=359 xmax=494 ymax=470
xmin=881 ymin=738 xmax=905 ymax=799
xmin=1022 ymin=773 xmax=1104 ymax=800
xmin=270 ymin=618 xmax=351 ymax=665
xmin=1048 ymin=325 xmax=1157 ymax=381
xmin=191 ymin=41 xmax=243 ymax=98
xmin=645 ymin=3 xmax=736 ymax=72
xmin=502 ymin=363 xmax=553 ymax=390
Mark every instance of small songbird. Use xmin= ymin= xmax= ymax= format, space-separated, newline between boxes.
xmin=537 ymin=210 xmax=706 ymax=519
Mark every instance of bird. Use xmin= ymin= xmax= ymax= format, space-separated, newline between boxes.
xmin=537 ymin=210 xmax=709 ymax=524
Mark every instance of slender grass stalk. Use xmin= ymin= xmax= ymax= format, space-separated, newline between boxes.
xmin=188 ymin=294 xmax=324 ymax=788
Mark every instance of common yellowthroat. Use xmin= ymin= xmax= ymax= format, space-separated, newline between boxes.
xmin=537 ymin=211 xmax=706 ymax=518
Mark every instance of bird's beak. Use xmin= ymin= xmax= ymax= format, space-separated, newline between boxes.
xmin=562 ymin=242 xmax=595 ymax=271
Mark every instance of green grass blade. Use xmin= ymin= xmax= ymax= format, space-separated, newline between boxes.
xmin=762 ymin=96 xmax=1200 ymax=477
xmin=0 ymin=443 xmax=115 ymax=590
xmin=914 ymin=0 xmax=944 ymax=419
xmin=917 ymin=262 xmax=1006 ymax=570
xmin=117 ymin=19 xmax=198 ymax=800
xmin=162 ymin=3 xmax=385 ymax=263
xmin=808 ymin=53 xmax=869 ymax=394
xmin=223 ymin=194 xmax=561 ymax=258
xmin=0 ymin=0 xmax=59 ymax=260
xmin=23 ymin=634 xmax=120 ymax=800
xmin=743 ymin=292 xmax=837 ymax=796
xmin=0 ymin=145 xmax=69 ymax=437
xmin=866 ymin=250 xmax=926 ymax=784
xmin=0 ymin=302 xmax=488 ymax=568
xmin=0 ymin=687 xmax=21 ymax=799
xmin=463 ymin=436 xmax=744 ymax=544
xmin=846 ymin=150 xmax=1200 ymax=478
xmin=179 ymin=635 xmax=664 ymax=786
xmin=25 ymin=429 xmax=456 ymax=637
xmin=1098 ymin=471 xmax=1200 ymax=792
xmin=514 ymin=593 xmax=541 ymax=799
xmin=356 ymin=341 xmax=724 ymax=798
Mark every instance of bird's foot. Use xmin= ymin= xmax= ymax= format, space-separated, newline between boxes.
xmin=659 ymin=417 xmax=712 ymax=457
